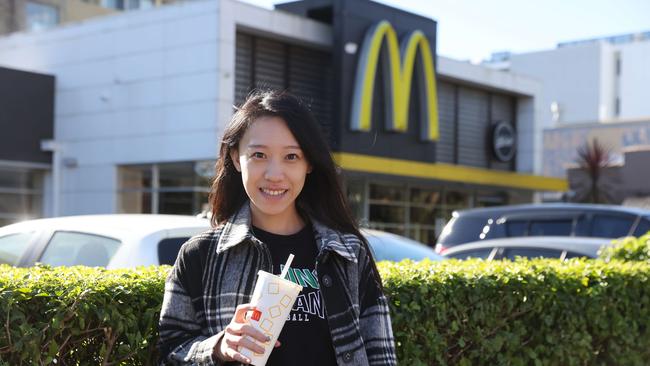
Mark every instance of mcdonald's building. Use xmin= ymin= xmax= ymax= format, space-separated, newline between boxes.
xmin=0 ymin=0 xmax=566 ymax=244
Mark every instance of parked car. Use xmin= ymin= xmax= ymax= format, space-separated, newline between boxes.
xmin=435 ymin=203 xmax=650 ymax=254
xmin=0 ymin=214 xmax=442 ymax=268
xmin=0 ymin=214 xmax=211 ymax=268
xmin=443 ymin=236 xmax=612 ymax=261
xmin=362 ymin=229 xmax=443 ymax=262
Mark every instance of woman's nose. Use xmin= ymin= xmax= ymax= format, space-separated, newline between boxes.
xmin=264 ymin=159 xmax=284 ymax=181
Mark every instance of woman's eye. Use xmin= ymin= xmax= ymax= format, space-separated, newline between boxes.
xmin=286 ymin=153 xmax=299 ymax=160
xmin=252 ymin=152 xmax=265 ymax=159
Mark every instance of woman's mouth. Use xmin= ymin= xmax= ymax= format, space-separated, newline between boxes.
xmin=260 ymin=188 xmax=288 ymax=197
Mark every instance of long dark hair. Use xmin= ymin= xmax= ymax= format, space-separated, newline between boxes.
xmin=209 ymin=90 xmax=383 ymax=284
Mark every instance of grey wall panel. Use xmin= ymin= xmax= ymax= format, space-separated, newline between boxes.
xmin=490 ymin=94 xmax=515 ymax=171
xmin=234 ymin=33 xmax=252 ymax=106
xmin=457 ymin=87 xmax=489 ymax=168
xmin=436 ymin=81 xmax=456 ymax=164
xmin=235 ymin=32 xmax=334 ymax=145
xmin=0 ymin=67 xmax=54 ymax=164
xmin=288 ymin=46 xmax=333 ymax=144
xmin=254 ymin=38 xmax=285 ymax=90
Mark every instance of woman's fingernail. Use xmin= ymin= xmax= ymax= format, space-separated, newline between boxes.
xmin=266 ymin=336 xmax=271 ymax=341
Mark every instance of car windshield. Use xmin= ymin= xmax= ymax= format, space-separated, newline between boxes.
xmin=446 ymin=247 xmax=493 ymax=260
xmin=0 ymin=232 xmax=37 ymax=265
xmin=39 ymin=231 xmax=121 ymax=267
xmin=437 ymin=216 xmax=489 ymax=245
xmin=365 ymin=233 xmax=439 ymax=261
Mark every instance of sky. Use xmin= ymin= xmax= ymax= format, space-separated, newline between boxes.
xmin=241 ymin=0 xmax=650 ymax=63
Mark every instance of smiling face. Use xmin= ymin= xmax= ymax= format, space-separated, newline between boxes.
xmin=230 ymin=116 xmax=312 ymax=233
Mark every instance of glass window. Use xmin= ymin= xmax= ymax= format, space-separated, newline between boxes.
xmin=0 ymin=232 xmax=36 ymax=265
xmin=0 ymin=193 xmax=43 ymax=218
xmin=529 ymin=220 xmax=572 ymax=236
xmin=408 ymin=226 xmax=437 ymax=246
xmin=118 ymin=162 xmax=212 ymax=215
xmin=634 ymin=218 xmax=650 ymax=237
xmin=157 ymin=237 xmax=190 ymax=265
xmin=159 ymin=163 xmax=195 ymax=188
xmin=0 ymin=168 xmax=44 ymax=225
xmin=410 ymin=206 xmax=437 ymax=224
xmin=346 ymin=179 xmax=365 ymax=223
xmin=365 ymin=233 xmax=437 ymax=262
xmin=410 ymin=188 xmax=440 ymax=205
xmin=444 ymin=190 xmax=470 ymax=209
xmin=0 ymin=169 xmax=43 ymax=190
xmin=159 ymin=191 xmax=208 ymax=216
xmin=25 ymin=1 xmax=59 ymax=31
xmin=502 ymin=247 xmax=563 ymax=260
xmin=39 ymin=232 xmax=121 ymax=267
xmin=119 ymin=191 xmax=152 ymax=214
xmin=505 ymin=220 xmax=527 ymax=237
xmin=591 ymin=215 xmax=635 ymax=238
xmin=119 ymin=165 xmax=152 ymax=190
xmin=369 ymin=205 xmax=404 ymax=223
xmin=447 ymin=248 xmax=493 ymax=260
xmin=370 ymin=184 xmax=405 ymax=202
xmin=573 ymin=215 xmax=590 ymax=236
xmin=475 ymin=191 xmax=506 ymax=207
xmin=437 ymin=216 xmax=489 ymax=245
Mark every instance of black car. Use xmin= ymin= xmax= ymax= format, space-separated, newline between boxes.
xmin=435 ymin=203 xmax=650 ymax=254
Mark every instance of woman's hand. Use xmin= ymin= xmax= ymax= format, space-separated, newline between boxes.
xmin=213 ymin=304 xmax=280 ymax=364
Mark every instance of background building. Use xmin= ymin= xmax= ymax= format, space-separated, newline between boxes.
xmin=0 ymin=0 xmax=566 ymax=244
xmin=484 ymin=32 xmax=650 ymax=204
xmin=0 ymin=0 xmax=193 ymax=36
xmin=488 ymin=30 xmax=650 ymax=127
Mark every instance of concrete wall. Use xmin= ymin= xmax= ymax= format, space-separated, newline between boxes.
xmin=618 ymin=41 xmax=650 ymax=119
xmin=510 ymin=43 xmax=603 ymax=127
xmin=621 ymin=147 xmax=650 ymax=194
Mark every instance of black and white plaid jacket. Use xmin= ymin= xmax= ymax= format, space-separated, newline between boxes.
xmin=158 ymin=204 xmax=396 ymax=365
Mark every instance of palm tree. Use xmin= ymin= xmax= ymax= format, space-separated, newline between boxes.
xmin=573 ymin=138 xmax=613 ymax=203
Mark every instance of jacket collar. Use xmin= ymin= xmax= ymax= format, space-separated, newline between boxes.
xmin=216 ymin=202 xmax=358 ymax=263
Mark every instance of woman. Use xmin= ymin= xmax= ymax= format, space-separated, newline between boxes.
xmin=158 ymin=90 xmax=396 ymax=365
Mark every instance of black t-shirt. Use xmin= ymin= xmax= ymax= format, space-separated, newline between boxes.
xmin=251 ymin=223 xmax=337 ymax=366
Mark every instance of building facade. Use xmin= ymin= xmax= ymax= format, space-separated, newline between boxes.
xmin=487 ymin=31 xmax=650 ymax=204
xmin=0 ymin=0 xmax=116 ymax=34
xmin=491 ymin=31 xmax=650 ymax=128
xmin=0 ymin=0 xmax=566 ymax=244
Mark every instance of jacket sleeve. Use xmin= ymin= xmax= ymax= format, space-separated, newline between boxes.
xmin=158 ymin=242 xmax=227 ymax=365
xmin=358 ymin=248 xmax=397 ymax=366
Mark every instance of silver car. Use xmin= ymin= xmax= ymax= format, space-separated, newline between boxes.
xmin=443 ymin=236 xmax=612 ymax=261
xmin=0 ymin=214 xmax=442 ymax=268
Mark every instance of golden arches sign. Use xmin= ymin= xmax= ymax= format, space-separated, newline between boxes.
xmin=350 ymin=20 xmax=439 ymax=141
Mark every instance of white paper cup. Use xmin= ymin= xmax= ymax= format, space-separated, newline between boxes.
xmin=240 ymin=270 xmax=302 ymax=366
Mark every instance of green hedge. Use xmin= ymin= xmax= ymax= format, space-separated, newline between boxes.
xmin=382 ymin=258 xmax=650 ymax=365
xmin=2 ymin=259 xmax=650 ymax=365
xmin=0 ymin=265 xmax=167 ymax=365
xmin=599 ymin=232 xmax=650 ymax=262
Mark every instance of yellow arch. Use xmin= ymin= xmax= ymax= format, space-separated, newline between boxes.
xmin=351 ymin=20 xmax=439 ymax=141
